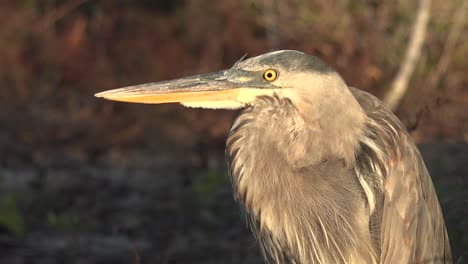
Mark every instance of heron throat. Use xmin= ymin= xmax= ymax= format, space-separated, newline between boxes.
xmin=226 ymin=83 xmax=371 ymax=262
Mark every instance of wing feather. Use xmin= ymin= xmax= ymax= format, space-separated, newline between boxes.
xmin=351 ymin=88 xmax=452 ymax=263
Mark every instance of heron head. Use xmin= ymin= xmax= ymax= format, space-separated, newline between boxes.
xmin=95 ymin=50 xmax=345 ymax=109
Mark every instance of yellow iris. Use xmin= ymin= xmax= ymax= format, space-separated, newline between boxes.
xmin=263 ymin=69 xmax=278 ymax=81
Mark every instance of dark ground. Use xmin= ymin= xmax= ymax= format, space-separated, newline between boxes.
xmin=0 ymin=120 xmax=466 ymax=263
xmin=0 ymin=1 xmax=466 ymax=263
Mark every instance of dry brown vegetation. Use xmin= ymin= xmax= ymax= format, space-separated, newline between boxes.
xmin=0 ymin=1 xmax=466 ymax=263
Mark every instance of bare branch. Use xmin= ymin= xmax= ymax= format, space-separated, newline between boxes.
xmin=404 ymin=0 xmax=467 ymax=133
xmin=425 ymin=0 xmax=467 ymax=91
xmin=384 ymin=0 xmax=431 ymax=111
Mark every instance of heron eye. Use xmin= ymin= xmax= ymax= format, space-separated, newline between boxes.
xmin=263 ymin=69 xmax=278 ymax=81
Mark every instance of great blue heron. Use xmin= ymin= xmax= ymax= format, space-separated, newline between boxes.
xmin=96 ymin=50 xmax=451 ymax=263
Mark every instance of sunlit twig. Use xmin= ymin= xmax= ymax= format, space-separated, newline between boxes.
xmin=425 ymin=0 xmax=467 ymax=91
xmin=384 ymin=0 xmax=431 ymax=111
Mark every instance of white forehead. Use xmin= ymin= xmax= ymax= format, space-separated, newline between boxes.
xmin=233 ymin=50 xmax=331 ymax=75
xmin=235 ymin=50 xmax=307 ymax=71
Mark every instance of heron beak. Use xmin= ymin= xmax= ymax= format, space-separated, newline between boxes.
xmin=95 ymin=70 xmax=267 ymax=108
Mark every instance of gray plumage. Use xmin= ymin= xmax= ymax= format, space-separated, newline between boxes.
xmin=96 ymin=50 xmax=452 ymax=264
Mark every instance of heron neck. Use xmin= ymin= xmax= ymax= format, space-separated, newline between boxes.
xmin=227 ymin=81 xmax=368 ymax=200
xmin=226 ymin=90 xmax=375 ymax=263
xmin=281 ymin=78 xmax=367 ymax=165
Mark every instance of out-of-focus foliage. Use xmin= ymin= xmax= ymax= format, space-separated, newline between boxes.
xmin=0 ymin=0 xmax=468 ymax=142
xmin=194 ymin=171 xmax=228 ymax=199
xmin=0 ymin=192 xmax=25 ymax=236
xmin=0 ymin=0 xmax=465 ymax=263
xmin=47 ymin=211 xmax=79 ymax=231
xmin=0 ymin=0 xmax=466 ymax=144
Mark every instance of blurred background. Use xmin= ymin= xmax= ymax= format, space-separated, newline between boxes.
xmin=0 ymin=0 xmax=466 ymax=263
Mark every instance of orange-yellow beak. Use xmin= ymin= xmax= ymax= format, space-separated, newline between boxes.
xmin=96 ymin=69 xmax=264 ymax=106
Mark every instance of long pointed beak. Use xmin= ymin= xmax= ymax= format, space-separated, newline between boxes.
xmin=95 ymin=70 xmax=247 ymax=104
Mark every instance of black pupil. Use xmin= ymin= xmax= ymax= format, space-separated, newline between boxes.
xmin=267 ymin=72 xmax=273 ymax=78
